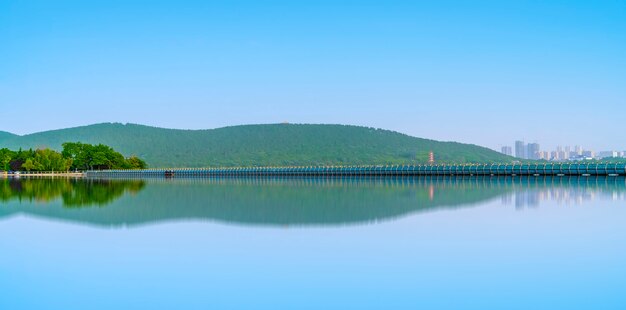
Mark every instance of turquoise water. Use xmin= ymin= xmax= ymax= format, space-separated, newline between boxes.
xmin=1 ymin=177 xmax=625 ymax=309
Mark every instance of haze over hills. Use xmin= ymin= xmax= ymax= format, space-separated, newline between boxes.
xmin=0 ymin=131 xmax=16 ymax=141
xmin=0 ymin=123 xmax=514 ymax=167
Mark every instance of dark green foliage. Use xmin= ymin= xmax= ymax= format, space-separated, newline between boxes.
xmin=61 ymin=142 xmax=145 ymax=170
xmin=0 ymin=147 xmax=71 ymax=171
xmin=0 ymin=143 xmax=146 ymax=171
xmin=126 ymin=156 xmax=147 ymax=169
xmin=0 ymin=123 xmax=515 ymax=167
xmin=0 ymin=148 xmax=13 ymax=171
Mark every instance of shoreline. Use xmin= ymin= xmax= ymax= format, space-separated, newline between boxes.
xmin=1 ymin=172 xmax=85 ymax=178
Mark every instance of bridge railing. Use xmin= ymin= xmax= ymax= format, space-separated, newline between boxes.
xmin=84 ymin=163 xmax=626 ymax=177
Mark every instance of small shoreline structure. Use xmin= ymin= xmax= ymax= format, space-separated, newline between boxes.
xmin=85 ymin=163 xmax=626 ymax=178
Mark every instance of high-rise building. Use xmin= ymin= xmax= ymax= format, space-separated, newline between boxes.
xmin=527 ymin=143 xmax=540 ymax=160
xmin=515 ymin=141 xmax=526 ymax=159
xmin=574 ymin=145 xmax=582 ymax=155
xmin=501 ymin=146 xmax=513 ymax=156
xmin=551 ymin=151 xmax=559 ymax=160
xmin=565 ymin=146 xmax=577 ymax=159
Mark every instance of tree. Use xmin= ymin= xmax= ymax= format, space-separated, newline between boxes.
xmin=9 ymin=159 xmax=24 ymax=171
xmin=126 ymin=156 xmax=147 ymax=169
xmin=91 ymin=151 xmax=110 ymax=170
xmin=1 ymin=143 xmax=145 ymax=172
xmin=34 ymin=149 xmax=71 ymax=171
xmin=0 ymin=150 xmax=13 ymax=171
xmin=62 ymin=142 xmax=90 ymax=170
xmin=22 ymin=159 xmax=35 ymax=171
xmin=62 ymin=142 xmax=146 ymax=170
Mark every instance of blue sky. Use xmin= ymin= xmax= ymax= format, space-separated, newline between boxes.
xmin=1 ymin=0 xmax=624 ymax=151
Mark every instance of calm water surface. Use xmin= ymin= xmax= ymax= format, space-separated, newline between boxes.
xmin=1 ymin=176 xmax=625 ymax=309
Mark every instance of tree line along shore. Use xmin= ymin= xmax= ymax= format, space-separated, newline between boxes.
xmin=0 ymin=142 xmax=146 ymax=172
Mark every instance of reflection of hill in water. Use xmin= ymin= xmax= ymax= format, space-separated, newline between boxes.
xmin=1 ymin=177 xmax=624 ymax=228
xmin=0 ymin=178 xmax=145 ymax=207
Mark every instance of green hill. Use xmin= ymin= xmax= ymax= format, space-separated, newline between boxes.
xmin=0 ymin=123 xmax=514 ymax=167
xmin=0 ymin=131 xmax=16 ymax=143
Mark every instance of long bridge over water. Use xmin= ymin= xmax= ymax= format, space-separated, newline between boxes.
xmin=86 ymin=163 xmax=626 ymax=178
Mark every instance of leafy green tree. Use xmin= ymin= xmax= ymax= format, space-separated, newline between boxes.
xmin=34 ymin=149 xmax=71 ymax=171
xmin=62 ymin=142 xmax=91 ymax=170
xmin=0 ymin=149 xmax=14 ymax=171
xmin=91 ymin=151 xmax=110 ymax=170
xmin=126 ymin=156 xmax=147 ymax=169
xmin=61 ymin=142 xmax=146 ymax=170
xmin=22 ymin=159 xmax=35 ymax=171
xmin=3 ymin=143 xmax=144 ymax=171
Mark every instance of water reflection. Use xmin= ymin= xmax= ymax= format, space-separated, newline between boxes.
xmin=0 ymin=176 xmax=624 ymax=227
xmin=501 ymin=177 xmax=626 ymax=209
xmin=0 ymin=178 xmax=145 ymax=207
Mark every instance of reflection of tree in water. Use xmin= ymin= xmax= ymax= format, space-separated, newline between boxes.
xmin=1 ymin=176 xmax=624 ymax=228
xmin=0 ymin=178 xmax=145 ymax=207
xmin=1 ymin=178 xmax=70 ymax=203
xmin=62 ymin=179 xmax=145 ymax=207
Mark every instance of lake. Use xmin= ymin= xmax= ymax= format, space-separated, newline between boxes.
xmin=1 ymin=176 xmax=625 ymax=309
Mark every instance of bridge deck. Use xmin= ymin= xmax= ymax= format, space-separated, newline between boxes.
xmin=86 ymin=163 xmax=626 ymax=177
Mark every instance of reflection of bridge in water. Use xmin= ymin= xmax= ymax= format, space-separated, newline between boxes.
xmin=86 ymin=163 xmax=626 ymax=178
xmin=501 ymin=178 xmax=626 ymax=209
xmin=2 ymin=176 xmax=624 ymax=228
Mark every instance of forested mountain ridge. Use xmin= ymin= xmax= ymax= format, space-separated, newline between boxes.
xmin=0 ymin=131 xmax=17 ymax=142
xmin=0 ymin=123 xmax=514 ymax=167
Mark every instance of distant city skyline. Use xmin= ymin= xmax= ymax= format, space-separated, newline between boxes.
xmin=1 ymin=1 xmax=625 ymax=151
xmin=502 ymin=139 xmax=626 ymax=161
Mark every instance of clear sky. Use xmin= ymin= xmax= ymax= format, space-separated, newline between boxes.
xmin=1 ymin=0 xmax=624 ymax=151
